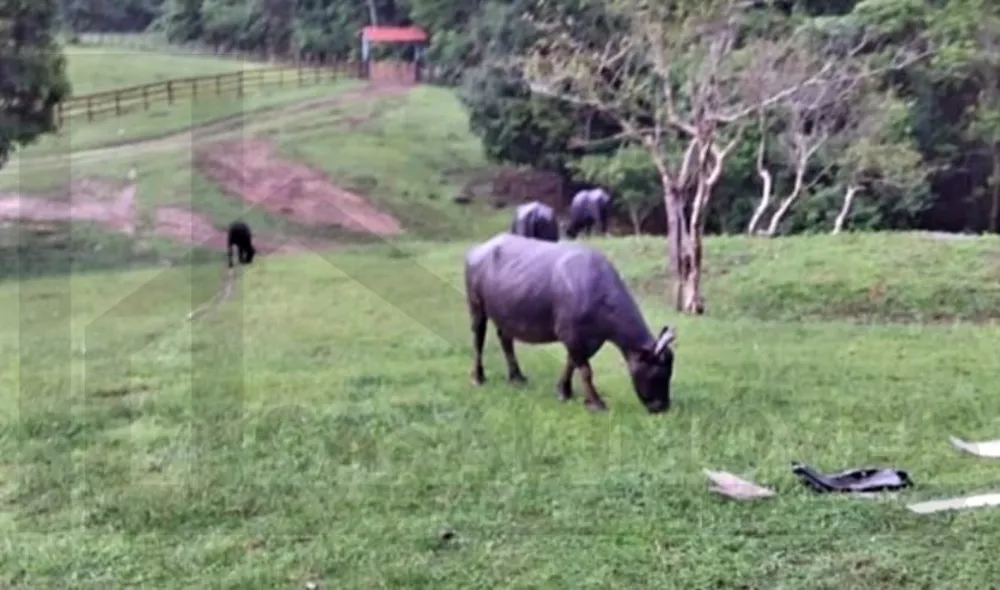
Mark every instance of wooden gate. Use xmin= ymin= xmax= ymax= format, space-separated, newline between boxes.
xmin=368 ymin=59 xmax=418 ymax=85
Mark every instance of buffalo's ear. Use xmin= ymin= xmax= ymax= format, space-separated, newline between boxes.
xmin=653 ymin=326 xmax=676 ymax=358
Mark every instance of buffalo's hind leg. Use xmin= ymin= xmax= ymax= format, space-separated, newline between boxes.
xmin=470 ymin=309 xmax=487 ymax=386
xmin=497 ymin=328 xmax=527 ymax=385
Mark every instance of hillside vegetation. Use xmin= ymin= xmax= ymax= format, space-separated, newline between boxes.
xmin=5 ymin=233 xmax=1000 ymax=588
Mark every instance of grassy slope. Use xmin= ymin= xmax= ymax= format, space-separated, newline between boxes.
xmin=272 ymin=85 xmax=513 ymax=240
xmin=65 ymin=46 xmax=266 ymax=96
xmin=3 ymin=233 xmax=1000 ymax=588
xmin=3 ymin=86 xmax=513 ymax=280
xmin=19 ymin=79 xmax=359 ymax=157
xmin=15 ymin=45 xmax=357 ymax=157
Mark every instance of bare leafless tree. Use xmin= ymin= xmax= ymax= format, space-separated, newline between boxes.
xmin=517 ymin=0 xmax=927 ymax=314
xmin=744 ymin=40 xmax=867 ymax=235
xmin=830 ymin=90 xmax=926 ymax=234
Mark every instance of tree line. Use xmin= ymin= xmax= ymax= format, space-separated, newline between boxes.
xmin=2 ymin=0 xmax=1000 ymax=312
xmin=42 ymin=0 xmax=1000 ymax=237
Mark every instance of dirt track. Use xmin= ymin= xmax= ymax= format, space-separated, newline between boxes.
xmin=0 ymin=84 xmax=410 ymax=252
xmin=197 ymin=139 xmax=402 ymax=237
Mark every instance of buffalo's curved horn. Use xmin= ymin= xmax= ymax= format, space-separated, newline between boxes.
xmin=653 ymin=326 xmax=676 ymax=357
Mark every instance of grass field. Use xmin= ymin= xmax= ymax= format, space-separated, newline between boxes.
xmin=3 ymin=233 xmax=1000 ymax=588
xmin=65 ymin=46 xmax=266 ymax=96
xmin=17 ymin=78 xmax=361 ymax=157
xmin=3 ymin=47 xmax=999 ymax=588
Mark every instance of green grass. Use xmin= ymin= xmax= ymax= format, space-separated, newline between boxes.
xmin=15 ymin=78 xmax=362 ymax=158
xmin=614 ymin=232 xmax=1000 ymax=323
xmin=65 ymin=45 xmax=266 ymax=96
xmin=2 ymin=233 xmax=1000 ymax=588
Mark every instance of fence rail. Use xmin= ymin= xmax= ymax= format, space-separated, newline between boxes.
xmin=56 ymin=62 xmax=359 ymax=127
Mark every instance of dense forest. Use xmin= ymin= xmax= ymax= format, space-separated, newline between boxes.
xmin=5 ymin=0 xmax=1000 ymax=291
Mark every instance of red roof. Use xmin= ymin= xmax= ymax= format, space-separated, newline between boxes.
xmin=361 ymin=26 xmax=428 ymax=43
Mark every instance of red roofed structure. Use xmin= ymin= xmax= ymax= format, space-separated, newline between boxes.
xmin=361 ymin=26 xmax=429 ymax=44
xmin=359 ymin=25 xmax=430 ymax=84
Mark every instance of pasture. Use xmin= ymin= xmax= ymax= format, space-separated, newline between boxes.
xmin=64 ymin=46 xmax=268 ymax=96
xmin=2 ymin=46 xmax=1000 ymax=589
xmin=6 ymin=234 xmax=1000 ymax=588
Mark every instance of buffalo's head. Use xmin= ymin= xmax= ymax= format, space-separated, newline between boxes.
xmin=628 ymin=326 xmax=675 ymax=414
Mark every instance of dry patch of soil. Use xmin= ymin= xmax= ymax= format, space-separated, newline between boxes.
xmin=0 ymin=177 xmax=137 ymax=235
xmin=195 ymin=139 xmax=402 ymax=238
xmin=0 ymin=178 xmax=334 ymax=255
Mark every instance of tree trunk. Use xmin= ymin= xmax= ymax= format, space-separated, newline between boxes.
xmin=747 ymin=170 xmax=772 ymax=235
xmin=679 ymin=175 xmax=711 ymax=315
xmin=989 ymin=153 xmax=1000 ymax=234
xmin=747 ymin=132 xmax=772 ymax=235
xmin=628 ymin=206 xmax=641 ymax=235
xmin=663 ymin=184 xmax=686 ymax=312
xmin=831 ymin=185 xmax=860 ymax=235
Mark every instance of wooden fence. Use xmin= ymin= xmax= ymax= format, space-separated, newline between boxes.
xmin=56 ymin=62 xmax=358 ymax=127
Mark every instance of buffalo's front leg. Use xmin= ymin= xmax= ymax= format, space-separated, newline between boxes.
xmin=555 ymin=354 xmax=574 ymax=401
xmin=497 ymin=328 xmax=527 ymax=384
xmin=569 ymin=343 xmax=608 ymax=411
xmin=578 ymin=362 xmax=608 ymax=411
xmin=227 ymin=245 xmax=235 ymax=268
xmin=470 ymin=311 xmax=487 ymax=386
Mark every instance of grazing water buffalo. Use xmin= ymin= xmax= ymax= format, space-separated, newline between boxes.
xmin=464 ymin=233 xmax=676 ymax=413
xmin=565 ymin=188 xmax=611 ymax=238
xmin=227 ymin=220 xmax=256 ymax=268
xmin=510 ymin=201 xmax=560 ymax=242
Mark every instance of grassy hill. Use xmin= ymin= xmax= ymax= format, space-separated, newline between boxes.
xmin=4 ymin=233 xmax=1000 ymax=588
xmin=2 ymin=48 xmax=513 ymax=278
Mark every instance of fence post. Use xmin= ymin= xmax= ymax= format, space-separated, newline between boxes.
xmin=192 ymin=78 xmax=198 ymax=100
xmin=237 ymin=71 xmax=244 ymax=97
xmin=215 ymin=74 xmax=221 ymax=95
xmin=143 ymin=85 xmax=150 ymax=110
xmin=115 ymin=92 xmax=121 ymax=116
xmin=87 ymin=96 xmax=93 ymax=121
xmin=167 ymin=80 xmax=174 ymax=105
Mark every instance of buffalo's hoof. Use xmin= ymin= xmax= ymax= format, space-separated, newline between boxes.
xmin=585 ymin=398 xmax=609 ymax=412
xmin=508 ymin=374 xmax=528 ymax=386
xmin=555 ymin=388 xmax=573 ymax=402
xmin=470 ymin=370 xmax=485 ymax=386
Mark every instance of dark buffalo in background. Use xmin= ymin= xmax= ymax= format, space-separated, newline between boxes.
xmin=227 ymin=220 xmax=256 ymax=268
xmin=510 ymin=201 xmax=560 ymax=242
xmin=565 ymin=188 xmax=612 ymax=239
xmin=464 ymin=233 xmax=676 ymax=413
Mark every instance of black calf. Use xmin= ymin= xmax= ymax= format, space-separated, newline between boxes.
xmin=227 ymin=220 xmax=256 ymax=268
